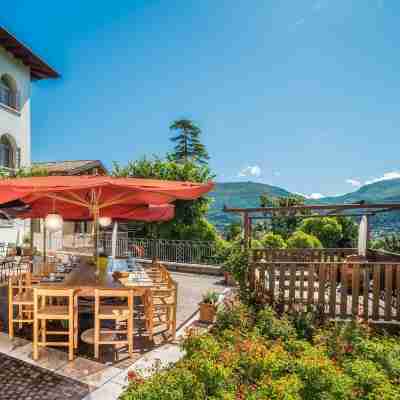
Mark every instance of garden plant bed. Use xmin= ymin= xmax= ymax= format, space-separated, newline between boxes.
xmin=121 ymin=295 xmax=400 ymax=400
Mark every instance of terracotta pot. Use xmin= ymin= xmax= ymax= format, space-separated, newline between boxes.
xmin=199 ymin=302 xmax=217 ymax=323
xmin=224 ymin=271 xmax=237 ymax=287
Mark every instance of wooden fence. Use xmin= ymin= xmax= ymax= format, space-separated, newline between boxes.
xmin=250 ymin=248 xmax=400 ymax=323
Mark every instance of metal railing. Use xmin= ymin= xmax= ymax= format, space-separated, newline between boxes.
xmin=33 ymin=232 xmax=219 ymax=265
xmin=0 ymin=258 xmax=31 ymax=285
xmin=127 ymin=237 xmax=217 ymax=265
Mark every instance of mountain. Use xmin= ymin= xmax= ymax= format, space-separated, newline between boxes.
xmin=207 ymin=179 xmax=400 ymax=235
xmin=207 ymin=181 xmax=292 ymax=229
xmin=318 ymin=178 xmax=400 ymax=204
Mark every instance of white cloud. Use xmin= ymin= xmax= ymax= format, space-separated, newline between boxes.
xmin=238 ymin=165 xmax=261 ymax=178
xmin=295 ymin=193 xmax=325 ymax=200
xmin=346 ymin=179 xmax=361 ymax=187
xmin=273 ymin=171 xmax=281 ymax=177
xmin=306 ymin=193 xmax=325 ymax=200
xmin=293 ymin=192 xmax=325 ymax=200
xmin=293 ymin=18 xmax=305 ymax=27
xmin=365 ymin=171 xmax=400 ymax=185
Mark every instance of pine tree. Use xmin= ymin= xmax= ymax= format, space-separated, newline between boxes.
xmin=169 ymin=119 xmax=209 ymax=164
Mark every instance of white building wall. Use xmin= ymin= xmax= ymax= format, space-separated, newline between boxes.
xmin=0 ymin=46 xmax=31 ymax=167
xmin=0 ymin=46 xmax=32 ymax=245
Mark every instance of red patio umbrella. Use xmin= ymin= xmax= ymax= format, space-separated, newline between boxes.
xmin=0 ymin=175 xmax=214 ymax=259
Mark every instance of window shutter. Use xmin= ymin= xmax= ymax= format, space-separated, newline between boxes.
xmin=16 ymin=147 xmax=21 ymax=169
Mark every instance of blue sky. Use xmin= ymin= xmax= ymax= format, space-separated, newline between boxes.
xmin=2 ymin=1 xmax=399 ymax=198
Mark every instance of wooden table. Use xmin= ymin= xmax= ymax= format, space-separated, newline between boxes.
xmin=34 ymin=262 xmax=156 ymax=356
xmin=36 ymin=262 xmax=153 ymax=296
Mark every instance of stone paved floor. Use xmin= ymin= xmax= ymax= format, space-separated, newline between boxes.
xmin=0 ymin=272 xmax=226 ymax=399
xmin=0 ymin=352 xmax=89 ymax=400
xmin=170 ymin=271 xmax=225 ymax=328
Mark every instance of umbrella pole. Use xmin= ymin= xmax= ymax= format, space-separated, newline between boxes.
xmin=30 ymin=219 xmax=34 ymax=249
xmin=111 ymin=221 xmax=118 ymax=258
xmin=93 ymin=214 xmax=99 ymax=265
xmin=42 ymin=219 xmax=47 ymax=263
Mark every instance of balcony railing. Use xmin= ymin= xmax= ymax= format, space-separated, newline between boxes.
xmin=0 ymin=85 xmax=20 ymax=112
xmin=33 ymin=232 xmax=219 ymax=265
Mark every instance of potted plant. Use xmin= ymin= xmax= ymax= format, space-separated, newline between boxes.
xmin=199 ymin=291 xmax=219 ymax=323
xmin=223 ymin=268 xmax=237 ymax=286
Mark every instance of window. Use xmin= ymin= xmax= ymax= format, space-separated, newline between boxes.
xmin=0 ymin=74 xmax=19 ymax=111
xmin=0 ymin=135 xmax=16 ymax=169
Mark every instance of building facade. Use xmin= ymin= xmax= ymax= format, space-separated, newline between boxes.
xmin=0 ymin=27 xmax=58 ymax=243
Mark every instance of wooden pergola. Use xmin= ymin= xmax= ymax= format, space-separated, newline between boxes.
xmin=224 ymin=202 xmax=400 ymax=249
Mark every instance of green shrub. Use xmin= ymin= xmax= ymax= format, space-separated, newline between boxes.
xmin=298 ymin=217 xmax=343 ymax=248
xmin=120 ymin=368 xmax=205 ymax=400
xmin=287 ymin=231 xmax=323 ymax=249
xmin=255 ymin=307 xmax=296 ymax=341
xmin=294 ymin=347 xmax=352 ymax=400
xmin=214 ymin=299 xmax=252 ymax=333
xmin=261 ymin=232 xmax=287 ymax=249
xmin=355 ymin=336 xmax=400 ymax=381
xmin=121 ymin=299 xmax=400 ymax=400
xmin=344 ymin=359 xmax=397 ymax=400
xmin=245 ymin=374 xmax=303 ymax=400
xmin=289 ymin=306 xmax=325 ymax=341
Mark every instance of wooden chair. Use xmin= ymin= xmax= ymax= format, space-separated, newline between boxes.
xmin=33 ymin=288 xmax=76 ymax=361
xmin=8 ymin=272 xmax=37 ymax=338
xmin=144 ymin=263 xmax=177 ymax=340
xmin=35 ymin=262 xmax=56 ymax=277
xmin=93 ymin=288 xmax=134 ymax=359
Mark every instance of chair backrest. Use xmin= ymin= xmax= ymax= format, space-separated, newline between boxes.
xmin=36 ymin=262 xmax=56 ymax=277
xmin=9 ymin=271 xmax=33 ymax=293
xmin=95 ymin=288 xmax=135 ymax=299
xmin=33 ymin=288 xmax=75 ymax=318
xmin=34 ymin=287 xmax=75 ymax=300
xmin=94 ymin=288 xmax=134 ymax=319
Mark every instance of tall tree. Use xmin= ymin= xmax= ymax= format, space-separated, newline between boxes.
xmin=260 ymin=194 xmax=307 ymax=239
xmin=169 ymin=119 xmax=209 ymax=164
xmin=112 ymin=157 xmax=218 ymax=242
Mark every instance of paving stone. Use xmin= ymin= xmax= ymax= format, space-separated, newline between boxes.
xmin=0 ymin=352 xmax=89 ymax=400
xmin=112 ymin=343 xmax=184 ymax=385
xmin=57 ymin=357 xmax=121 ymax=388
xmin=9 ymin=343 xmax=70 ymax=371
xmin=0 ymin=332 xmax=29 ymax=354
xmin=82 ymin=381 xmax=124 ymax=400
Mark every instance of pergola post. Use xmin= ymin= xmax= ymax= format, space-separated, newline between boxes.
xmin=358 ymin=214 xmax=369 ymax=257
xmin=243 ymin=212 xmax=251 ymax=249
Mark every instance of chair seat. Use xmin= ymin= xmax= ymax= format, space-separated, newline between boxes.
xmin=152 ymin=296 xmax=174 ymax=306
xmin=81 ymin=328 xmax=130 ymax=345
xmin=13 ymin=292 xmax=33 ymax=305
xmin=98 ymin=305 xmax=130 ymax=319
xmin=37 ymin=305 xmax=69 ymax=319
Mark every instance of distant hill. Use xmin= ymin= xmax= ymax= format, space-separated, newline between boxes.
xmin=207 ymin=179 xmax=400 ymax=235
xmin=318 ymin=178 xmax=400 ymax=204
xmin=207 ymin=181 xmax=292 ymax=229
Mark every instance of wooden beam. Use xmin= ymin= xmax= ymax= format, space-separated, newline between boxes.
xmin=249 ymin=212 xmax=377 ymax=220
xmin=224 ymin=203 xmax=400 ymax=214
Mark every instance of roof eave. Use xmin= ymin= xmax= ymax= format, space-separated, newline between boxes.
xmin=0 ymin=27 xmax=60 ymax=81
